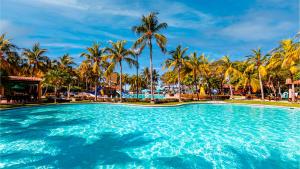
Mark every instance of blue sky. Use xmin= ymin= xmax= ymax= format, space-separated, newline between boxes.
xmin=0 ymin=0 xmax=299 ymax=75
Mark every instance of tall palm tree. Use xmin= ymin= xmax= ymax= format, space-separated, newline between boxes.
xmin=236 ymin=62 xmax=260 ymax=95
xmin=185 ymin=52 xmax=201 ymax=99
xmin=78 ymin=60 xmax=93 ymax=91
xmin=132 ymin=12 xmax=168 ymax=103
xmin=165 ymin=45 xmax=189 ymax=102
xmin=269 ymin=39 xmax=300 ymax=102
xmin=220 ymin=56 xmax=242 ymax=99
xmin=23 ymin=43 xmax=48 ymax=77
xmin=58 ymin=54 xmax=75 ymax=99
xmin=0 ymin=34 xmax=21 ymax=75
xmin=104 ymin=40 xmax=136 ymax=102
xmin=81 ymin=42 xmax=105 ymax=101
xmin=247 ymin=48 xmax=267 ymax=100
xmin=132 ymin=45 xmax=145 ymax=98
xmin=198 ymin=54 xmax=213 ymax=95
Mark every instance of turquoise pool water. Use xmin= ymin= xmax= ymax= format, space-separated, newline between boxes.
xmin=0 ymin=104 xmax=299 ymax=169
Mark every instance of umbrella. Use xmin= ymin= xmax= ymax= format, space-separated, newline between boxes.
xmin=11 ymin=84 xmax=25 ymax=90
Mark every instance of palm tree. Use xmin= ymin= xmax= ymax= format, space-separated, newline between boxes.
xmin=132 ymin=46 xmax=145 ymax=99
xmin=23 ymin=43 xmax=48 ymax=77
xmin=104 ymin=40 xmax=136 ymax=102
xmin=247 ymin=48 xmax=267 ymax=100
xmin=198 ymin=54 xmax=213 ymax=95
xmin=81 ymin=42 xmax=105 ymax=101
xmin=0 ymin=34 xmax=21 ymax=75
xmin=44 ymin=69 xmax=66 ymax=103
xmin=269 ymin=39 xmax=300 ymax=102
xmin=132 ymin=12 xmax=168 ymax=103
xmin=185 ymin=52 xmax=201 ymax=99
xmin=165 ymin=45 xmax=189 ymax=102
xmin=58 ymin=54 xmax=75 ymax=70
xmin=220 ymin=56 xmax=242 ymax=99
xmin=141 ymin=67 xmax=159 ymax=89
xmin=58 ymin=54 xmax=75 ymax=99
xmin=236 ymin=62 xmax=260 ymax=95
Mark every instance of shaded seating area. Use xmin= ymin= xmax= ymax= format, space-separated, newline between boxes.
xmin=0 ymin=76 xmax=42 ymax=104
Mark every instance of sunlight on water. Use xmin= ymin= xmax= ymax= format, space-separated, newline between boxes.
xmin=0 ymin=104 xmax=299 ymax=169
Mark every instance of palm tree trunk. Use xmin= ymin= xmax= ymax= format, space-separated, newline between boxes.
xmin=229 ymin=85 xmax=234 ymax=99
xmin=193 ymin=71 xmax=199 ymax=100
xmin=67 ymin=83 xmax=71 ymax=100
xmin=120 ymin=61 xmax=123 ymax=102
xmin=258 ymin=72 xmax=264 ymax=100
xmin=248 ymin=85 xmax=251 ymax=95
xmin=54 ymin=86 xmax=57 ymax=104
xmin=291 ymin=76 xmax=295 ymax=102
xmin=85 ymin=77 xmax=88 ymax=90
xmin=149 ymin=39 xmax=154 ymax=103
xmin=136 ymin=56 xmax=139 ymax=99
xmin=178 ymin=65 xmax=182 ymax=102
xmin=278 ymin=81 xmax=281 ymax=96
xmin=43 ymin=86 xmax=48 ymax=96
xmin=94 ymin=82 xmax=97 ymax=101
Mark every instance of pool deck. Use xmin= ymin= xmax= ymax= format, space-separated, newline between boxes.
xmin=1 ymin=100 xmax=299 ymax=110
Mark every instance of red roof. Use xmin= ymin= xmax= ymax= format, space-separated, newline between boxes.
xmin=8 ymin=76 xmax=42 ymax=82
xmin=286 ymin=79 xmax=300 ymax=85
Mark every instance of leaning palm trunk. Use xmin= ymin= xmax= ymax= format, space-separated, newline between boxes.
xmin=149 ymin=39 xmax=154 ymax=103
xmin=258 ymin=72 xmax=264 ymax=100
xmin=119 ymin=62 xmax=123 ymax=102
xmin=178 ymin=65 xmax=182 ymax=102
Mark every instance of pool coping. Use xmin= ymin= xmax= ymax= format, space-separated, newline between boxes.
xmin=1 ymin=101 xmax=299 ymax=111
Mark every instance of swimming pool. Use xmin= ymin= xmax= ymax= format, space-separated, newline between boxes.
xmin=0 ymin=104 xmax=299 ymax=168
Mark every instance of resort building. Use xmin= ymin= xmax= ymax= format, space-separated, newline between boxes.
xmin=0 ymin=76 xmax=42 ymax=103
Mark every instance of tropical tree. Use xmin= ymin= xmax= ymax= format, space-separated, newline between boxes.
xmin=236 ymin=62 xmax=260 ymax=95
xmin=161 ymin=71 xmax=177 ymax=90
xmin=0 ymin=34 xmax=21 ymax=75
xmin=104 ymin=40 xmax=136 ymax=102
xmin=219 ymin=56 xmax=241 ymax=99
xmin=78 ymin=60 xmax=93 ymax=91
xmin=81 ymin=42 xmax=105 ymax=101
xmin=247 ymin=48 xmax=267 ymax=99
xmin=165 ymin=45 xmax=189 ymax=102
xmin=269 ymin=39 xmax=300 ymax=102
xmin=23 ymin=43 xmax=48 ymax=77
xmin=198 ymin=54 xmax=213 ymax=95
xmin=132 ymin=45 xmax=145 ymax=98
xmin=58 ymin=54 xmax=76 ymax=99
xmin=58 ymin=54 xmax=75 ymax=70
xmin=185 ymin=52 xmax=201 ymax=99
xmin=132 ymin=12 xmax=168 ymax=103
xmin=44 ymin=69 xmax=66 ymax=103
xmin=141 ymin=67 xmax=159 ymax=89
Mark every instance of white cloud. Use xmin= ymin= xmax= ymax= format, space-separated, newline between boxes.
xmin=33 ymin=0 xmax=88 ymax=10
xmin=43 ymin=42 xmax=85 ymax=49
xmin=218 ymin=10 xmax=297 ymax=41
